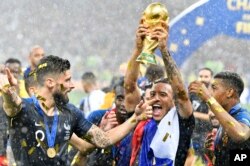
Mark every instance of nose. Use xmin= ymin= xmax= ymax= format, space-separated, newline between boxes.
xmin=70 ymin=81 xmax=75 ymax=90
xmin=154 ymin=94 xmax=160 ymax=101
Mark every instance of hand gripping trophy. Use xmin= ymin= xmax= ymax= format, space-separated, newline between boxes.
xmin=136 ymin=2 xmax=169 ymax=65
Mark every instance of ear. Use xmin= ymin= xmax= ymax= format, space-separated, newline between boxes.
xmin=226 ymin=88 xmax=234 ymax=98
xmin=45 ymin=78 xmax=56 ymax=89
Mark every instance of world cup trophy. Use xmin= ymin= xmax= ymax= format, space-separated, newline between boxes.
xmin=136 ymin=2 xmax=169 ymax=65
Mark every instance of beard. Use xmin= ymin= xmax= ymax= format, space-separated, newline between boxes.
xmin=53 ymin=91 xmax=69 ymax=107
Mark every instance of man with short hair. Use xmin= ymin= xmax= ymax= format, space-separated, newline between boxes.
xmin=189 ymin=71 xmax=250 ymax=165
xmin=125 ymin=20 xmax=194 ymax=165
xmin=24 ymin=45 xmax=45 ymax=78
xmin=0 ymin=55 xmax=152 ymax=166
xmin=80 ymin=71 xmax=105 ymax=117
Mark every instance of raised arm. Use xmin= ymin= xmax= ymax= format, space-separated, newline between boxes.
xmin=151 ymin=22 xmax=193 ymax=118
xmin=124 ymin=23 xmax=149 ymax=112
xmin=0 ymin=68 xmax=22 ymax=117
xmin=189 ymin=81 xmax=250 ymax=142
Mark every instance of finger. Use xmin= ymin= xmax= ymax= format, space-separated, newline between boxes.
xmin=139 ymin=18 xmax=144 ymax=24
xmin=108 ymin=119 xmax=118 ymax=124
xmin=136 ymin=100 xmax=144 ymax=108
xmin=5 ymin=68 xmax=16 ymax=86
xmin=145 ymin=98 xmax=158 ymax=106
xmin=103 ymin=111 xmax=110 ymax=119
xmin=152 ymin=27 xmax=166 ymax=33
xmin=107 ymin=113 xmax=117 ymax=119
xmin=110 ymin=121 xmax=119 ymax=125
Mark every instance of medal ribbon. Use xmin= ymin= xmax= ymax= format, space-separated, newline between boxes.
xmin=32 ymin=95 xmax=58 ymax=148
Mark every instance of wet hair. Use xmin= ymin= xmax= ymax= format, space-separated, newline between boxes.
xmin=154 ymin=77 xmax=170 ymax=85
xmin=81 ymin=72 xmax=96 ymax=83
xmin=145 ymin=65 xmax=165 ymax=82
xmin=199 ymin=67 xmax=213 ymax=76
xmin=5 ymin=58 xmax=21 ymax=65
xmin=36 ymin=55 xmax=70 ymax=85
xmin=214 ymin=71 xmax=244 ymax=97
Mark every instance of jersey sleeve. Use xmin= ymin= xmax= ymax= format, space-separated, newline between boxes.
xmin=234 ymin=108 xmax=250 ymax=127
xmin=69 ymin=104 xmax=93 ymax=137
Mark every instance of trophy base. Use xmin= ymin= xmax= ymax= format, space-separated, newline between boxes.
xmin=136 ymin=52 xmax=157 ymax=65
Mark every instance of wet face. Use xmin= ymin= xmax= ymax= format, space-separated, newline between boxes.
xmin=150 ymin=82 xmax=174 ymax=122
xmin=210 ymin=79 xmax=229 ymax=107
xmin=114 ymin=86 xmax=127 ymax=123
xmin=30 ymin=48 xmax=45 ymax=68
xmin=5 ymin=62 xmax=21 ymax=79
xmin=53 ymin=70 xmax=75 ymax=106
xmin=198 ymin=69 xmax=212 ymax=86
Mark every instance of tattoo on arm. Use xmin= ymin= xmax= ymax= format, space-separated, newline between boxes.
xmin=2 ymin=86 xmax=22 ymax=116
xmin=161 ymin=49 xmax=188 ymax=100
xmin=85 ymin=125 xmax=112 ymax=148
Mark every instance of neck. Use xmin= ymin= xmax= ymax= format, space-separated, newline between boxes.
xmin=37 ymin=88 xmax=55 ymax=116
xmin=31 ymin=65 xmax=36 ymax=71
xmin=224 ymin=98 xmax=240 ymax=112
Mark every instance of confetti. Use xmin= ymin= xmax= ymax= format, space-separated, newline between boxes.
xmin=28 ymin=147 xmax=36 ymax=155
xmin=130 ymin=119 xmax=137 ymax=123
xmin=227 ymin=121 xmax=235 ymax=127
xmin=60 ymin=84 xmax=66 ymax=91
xmin=215 ymin=108 xmax=224 ymax=113
xmin=238 ymin=132 xmax=246 ymax=137
xmin=37 ymin=95 xmax=46 ymax=101
xmin=42 ymin=102 xmax=49 ymax=111
xmin=162 ymin=132 xmax=170 ymax=142
xmin=21 ymin=140 xmax=27 ymax=147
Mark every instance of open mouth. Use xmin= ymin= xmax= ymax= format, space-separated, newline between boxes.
xmin=152 ymin=104 xmax=162 ymax=116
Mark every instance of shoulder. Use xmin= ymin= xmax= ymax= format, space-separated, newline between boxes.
xmin=23 ymin=67 xmax=31 ymax=78
xmin=177 ymin=110 xmax=195 ymax=128
xmin=91 ymin=90 xmax=105 ymax=96
xmin=234 ymin=108 xmax=250 ymax=127
xmin=87 ymin=109 xmax=108 ymax=125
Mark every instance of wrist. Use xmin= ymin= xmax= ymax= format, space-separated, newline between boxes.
xmin=134 ymin=48 xmax=142 ymax=55
xmin=129 ymin=113 xmax=138 ymax=124
xmin=206 ymin=97 xmax=217 ymax=107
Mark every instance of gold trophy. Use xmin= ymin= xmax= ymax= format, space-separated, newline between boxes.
xmin=136 ymin=2 xmax=169 ymax=65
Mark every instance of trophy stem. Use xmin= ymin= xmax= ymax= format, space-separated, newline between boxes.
xmin=136 ymin=52 xmax=157 ymax=65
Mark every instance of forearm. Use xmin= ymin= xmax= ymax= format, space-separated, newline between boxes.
xmin=161 ymin=48 xmax=192 ymax=117
xmin=2 ymin=86 xmax=22 ymax=117
xmin=207 ymin=98 xmax=250 ymax=142
xmin=124 ymin=49 xmax=141 ymax=111
xmin=124 ymin=49 xmax=141 ymax=93
xmin=87 ymin=114 xmax=137 ymax=148
xmin=194 ymin=112 xmax=210 ymax=121
xmin=70 ymin=134 xmax=96 ymax=155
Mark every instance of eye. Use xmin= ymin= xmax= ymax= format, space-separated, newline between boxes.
xmin=160 ymin=92 xmax=167 ymax=96
xmin=150 ymin=91 xmax=155 ymax=97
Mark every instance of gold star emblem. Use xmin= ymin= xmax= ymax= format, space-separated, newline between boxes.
xmin=169 ymin=43 xmax=178 ymax=52
xmin=196 ymin=17 xmax=205 ymax=26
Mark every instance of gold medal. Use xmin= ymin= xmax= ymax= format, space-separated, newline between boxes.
xmin=47 ymin=148 xmax=56 ymax=158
